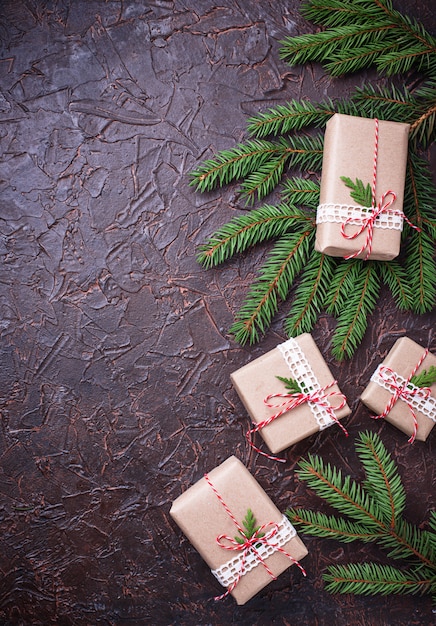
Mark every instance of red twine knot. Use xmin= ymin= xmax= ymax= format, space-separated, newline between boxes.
xmin=372 ymin=364 xmax=431 ymax=444
xmin=341 ymin=190 xmax=397 ymax=260
xmin=247 ymin=380 xmax=348 ymax=462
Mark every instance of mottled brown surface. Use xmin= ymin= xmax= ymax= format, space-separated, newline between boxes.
xmin=0 ymin=1 xmax=434 ymax=625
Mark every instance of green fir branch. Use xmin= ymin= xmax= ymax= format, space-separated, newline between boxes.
xmin=330 ymin=262 xmax=381 ymax=360
xmin=323 ymin=563 xmax=435 ymax=596
xmin=324 ymin=41 xmax=401 ymax=77
xmin=355 ymin=431 xmax=406 ymax=526
xmin=378 ymin=262 xmax=411 ymax=310
xmin=287 ymin=508 xmax=381 ymax=543
xmin=189 ymin=139 xmax=284 ymax=193
xmin=295 ymin=453 xmax=385 ymax=529
xmin=323 ymin=261 xmax=360 ymax=317
xmin=247 ymin=99 xmax=335 ymax=138
xmin=402 ymin=152 xmax=436 ymax=313
xmin=197 ymin=204 xmax=312 ymax=269
xmin=240 ymin=155 xmax=288 ymax=203
xmin=352 ymin=82 xmax=436 ymax=148
xmin=403 ymin=151 xmax=436 ymax=239
xmin=352 ymin=83 xmax=417 ymax=120
xmin=282 ymin=0 xmax=436 ymax=77
xmin=281 ymin=177 xmax=320 ymax=208
xmin=280 ymin=23 xmax=398 ymax=76
xmin=301 ymin=0 xmax=392 ymax=29
xmin=190 ymin=136 xmax=324 ymax=200
xmin=287 ymin=431 xmax=436 ymax=598
xmin=380 ymin=517 xmax=435 ymax=564
xmin=284 ymin=251 xmax=337 ymax=336
xmin=404 ymin=230 xmax=436 ymax=315
xmin=411 ymin=101 xmax=436 ymax=147
xmin=376 ymin=46 xmax=434 ymax=76
xmin=229 ymin=229 xmax=314 ymax=345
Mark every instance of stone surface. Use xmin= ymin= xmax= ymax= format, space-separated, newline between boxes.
xmin=0 ymin=1 xmax=434 ymax=624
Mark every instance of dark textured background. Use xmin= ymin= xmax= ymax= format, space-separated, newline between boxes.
xmin=0 ymin=1 xmax=435 ymax=624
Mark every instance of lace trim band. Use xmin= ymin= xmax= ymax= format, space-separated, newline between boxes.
xmin=277 ymin=338 xmax=336 ymax=430
xmin=316 ymin=203 xmax=403 ymax=230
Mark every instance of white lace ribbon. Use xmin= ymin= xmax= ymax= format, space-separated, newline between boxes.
xmin=316 ymin=203 xmax=403 ymax=230
xmin=371 ymin=365 xmax=436 ymax=422
xmin=211 ymin=515 xmax=297 ymax=588
xmin=277 ymin=337 xmax=336 ymax=430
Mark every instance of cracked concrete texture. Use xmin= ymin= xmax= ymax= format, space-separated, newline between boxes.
xmin=0 ymin=1 xmax=435 ymax=624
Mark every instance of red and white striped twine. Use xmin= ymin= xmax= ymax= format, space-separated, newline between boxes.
xmin=246 ymin=381 xmax=348 ymax=463
xmin=372 ymin=349 xmax=430 ymax=443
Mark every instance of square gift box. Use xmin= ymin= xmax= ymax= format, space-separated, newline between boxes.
xmin=170 ymin=455 xmax=308 ymax=605
xmin=315 ymin=113 xmax=410 ymax=261
xmin=230 ymin=334 xmax=351 ymax=455
xmin=360 ymin=337 xmax=436 ymax=442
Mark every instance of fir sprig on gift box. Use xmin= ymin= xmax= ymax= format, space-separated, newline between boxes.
xmin=286 ymin=431 xmax=436 ymax=598
xmin=410 ymin=365 xmax=436 ymax=388
xmin=340 ymin=176 xmax=373 ymax=208
xmin=234 ymin=509 xmax=264 ymax=544
xmin=276 ymin=376 xmax=304 ymax=394
xmin=190 ymin=0 xmax=436 ymax=359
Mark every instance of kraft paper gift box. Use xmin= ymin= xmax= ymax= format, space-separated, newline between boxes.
xmin=315 ymin=113 xmax=410 ymax=261
xmin=170 ymin=456 xmax=308 ymax=605
xmin=230 ymin=334 xmax=351 ymax=455
xmin=360 ymin=337 xmax=436 ymax=442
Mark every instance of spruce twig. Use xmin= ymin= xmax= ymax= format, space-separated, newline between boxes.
xmin=340 ymin=176 xmax=373 ymax=208
xmin=410 ymin=365 xmax=436 ymax=388
xmin=234 ymin=509 xmax=264 ymax=544
xmin=277 ymin=376 xmax=303 ymax=394
xmin=286 ymin=431 xmax=436 ymax=597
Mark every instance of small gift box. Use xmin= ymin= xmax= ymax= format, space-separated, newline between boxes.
xmin=170 ymin=456 xmax=308 ymax=605
xmin=360 ymin=337 xmax=436 ymax=442
xmin=230 ymin=334 xmax=350 ymax=456
xmin=315 ymin=113 xmax=410 ymax=261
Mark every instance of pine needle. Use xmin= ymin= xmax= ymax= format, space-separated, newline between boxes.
xmin=197 ymin=204 xmax=311 ymax=269
xmin=330 ymin=262 xmax=380 ymax=360
xmin=324 ymin=563 xmax=434 ymax=596
xmin=284 ymin=251 xmax=338 ymax=336
xmin=410 ymin=365 xmax=436 ymax=388
xmin=230 ymin=229 xmax=314 ymax=345
xmin=281 ymin=177 xmax=320 ymax=208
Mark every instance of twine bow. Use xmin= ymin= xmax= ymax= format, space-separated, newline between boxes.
xmin=204 ymin=474 xmax=306 ymax=601
xmin=372 ymin=349 xmax=430 ymax=443
xmin=247 ymin=381 xmax=348 ymax=463
xmin=341 ymin=190 xmax=398 ymax=260
xmin=341 ymin=118 xmax=420 ymax=261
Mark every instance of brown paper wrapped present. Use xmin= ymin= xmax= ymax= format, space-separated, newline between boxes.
xmin=360 ymin=337 xmax=436 ymax=442
xmin=315 ymin=113 xmax=410 ymax=261
xmin=170 ymin=456 xmax=308 ymax=605
xmin=230 ymin=334 xmax=350 ymax=455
